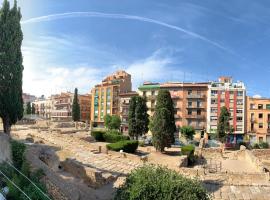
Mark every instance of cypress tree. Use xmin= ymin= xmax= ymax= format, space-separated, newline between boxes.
xmin=31 ymin=103 xmax=35 ymax=114
xmin=26 ymin=102 xmax=31 ymax=115
xmin=0 ymin=0 xmax=24 ymax=134
xmin=151 ymin=90 xmax=176 ymax=152
xmin=128 ymin=96 xmax=137 ymax=138
xmin=72 ymin=88 xmax=80 ymax=121
xmin=128 ymin=96 xmax=149 ymax=140
xmin=217 ymin=106 xmax=230 ymax=142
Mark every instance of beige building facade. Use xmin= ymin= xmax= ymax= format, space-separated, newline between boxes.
xmin=91 ymin=70 xmax=132 ymax=126
xmin=247 ymin=97 xmax=270 ymax=144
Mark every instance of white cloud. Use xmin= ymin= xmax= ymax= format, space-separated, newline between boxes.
xmin=22 ymin=35 xmax=109 ymax=97
xmin=253 ymin=94 xmax=262 ymax=98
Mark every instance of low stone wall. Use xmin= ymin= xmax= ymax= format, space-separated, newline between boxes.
xmin=177 ymin=167 xmax=270 ymax=186
xmin=199 ymin=148 xmax=222 ymax=159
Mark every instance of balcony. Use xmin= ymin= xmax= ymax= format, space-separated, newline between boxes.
xmin=185 ymin=115 xmax=205 ymax=119
xmin=186 ymin=105 xmax=205 ymax=109
xmin=187 ymin=94 xmax=205 ymax=99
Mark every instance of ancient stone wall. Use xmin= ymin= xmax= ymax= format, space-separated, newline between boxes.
xmin=25 ymin=146 xmax=80 ymax=200
xmin=200 ymin=148 xmax=222 ymax=159
xmin=252 ymin=149 xmax=270 ymax=161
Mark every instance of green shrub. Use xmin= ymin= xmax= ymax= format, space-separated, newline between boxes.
xmin=10 ymin=140 xmax=26 ymax=169
xmin=259 ymin=142 xmax=269 ymax=149
xmin=181 ymin=145 xmax=195 ymax=165
xmin=106 ymin=130 xmax=122 ymax=135
xmin=107 ymin=140 xmax=138 ymax=153
xmin=104 ymin=133 xmax=130 ymax=143
xmin=253 ymin=143 xmax=260 ymax=149
xmin=138 ymin=141 xmax=145 ymax=147
xmin=114 ymin=165 xmax=210 ymax=200
xmin=91 ymin=131 xmax=106 ymax=141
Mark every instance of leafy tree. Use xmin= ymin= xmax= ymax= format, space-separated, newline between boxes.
xmin=151 ymin=90 xmax=176 ymax=152
xmin=31 ymin=103 xmax=35 ymax=114
xmin=128 ymin=96 xmax=149 ymax=140
xmin=72 ymin=88 xmax=80 ymax=121
xmin=105 ymin=114 xmax=121 ymax=130
xmin=0 ymin=0 xmax=24 ymax=134
xmin=217 ymin=106 xmax=230 ymax=142
xmin=114 ymin=165 xmax=210 ymax=200
xmin=104 ymin=114 xmax=112 ymax=130
xmin=110 ymin=115 xmax=121 ymax=130
xmin=26 ymin=102 xmax=31 ymax=115
xmin=181 ymin=126 xmax=195 ymax=140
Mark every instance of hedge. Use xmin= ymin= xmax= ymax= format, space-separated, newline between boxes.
xmin=106 ymin=140 xmax=138 ymax=153
xmin=92 ymin=130 xmax=130 ymax=143
xmin=103 ymin=133 xmax=130 ymax=143
xmin=114 ymin=165 xmax=210 ymax=200
xmin=91 ymin=131 xmax=106 ymax=141
xmin=181 ymin=145 xmax=195 ymax=165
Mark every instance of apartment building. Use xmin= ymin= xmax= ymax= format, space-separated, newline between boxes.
xmin=207 ymin=77 xmax=246 ymax=142
xmin=119 ymin=91 xmax=138 ymax=133
xmin=138 ymin=82 xmax=160 ymax=117
xmin=22 ymin=93 xmax=36 ymax=104
xmin=247 ymin=97 xmax=270 ymax=144
xmin=33 ymin=96 xmax=52 ymax=119
xmin=138 ymin=82 xmax=208 ymax=136
xmin=79 ymin=94 xmax=91 ymax=122
xmin=50 ymin=92 xmax=91 ymax=122
xmin=161 ymin=82 xmax=208 ymax=135
xmin=51 ymin=92 xmax=73 ymax=121
xmin=91 ymin=70 xmax=132 ymax=126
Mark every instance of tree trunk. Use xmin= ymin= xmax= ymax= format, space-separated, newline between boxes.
xmin=3 ymin=117 xmax=11 ymax=135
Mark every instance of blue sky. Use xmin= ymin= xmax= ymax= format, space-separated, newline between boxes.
xmin=3 ymin=0 xmax=270 ymax=97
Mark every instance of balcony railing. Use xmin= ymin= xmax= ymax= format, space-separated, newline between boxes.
xmin=187 ymin=94 xmax=205 ymax=99
xmin=185 ymin=115 xmax=205 ymax=119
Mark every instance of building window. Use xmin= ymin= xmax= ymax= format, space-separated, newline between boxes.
xmin=197 ymin=101 xmax=202 ymax=108
xmin=259 ymin=113 xmax=263 ymax=119
xmin=188 ymin=90 xmax=192 ymax=95
xmin=259 ymin=123 xmax=263 ymax=128
xmin=266 ymin=104 xmax=270 ymax=110
xmin=188 ymin=110 xmax=192 ymax=115
xmin=188 ymin=102 xmax=192 ymax=108
xmin=258 ymin=104 xmax=263 ymax=109
xmin=236 ymin=109 xmax=243 ymax=113
xmin=251 ymin=123 xmax=254 ymax=131
xmin=237 ymin=117 xmax=242 ymax=122
xmin=210 ymin=116 xmax=217 ymax=121
xmin=197 ymin=109 xmax=201 ymax=115
xmin=211 ymin=90 xmax=218 ymax=96
xmin=237 ymin=99 xmax=243 ymax=105
xmin=220 ymin=98 xmax=225 ymax=103
xmin=211 ymin=108 xmax=218 ymax=113
xmin=237 ymin=91 xmax=243 ymax=96
xmin=211 ymin=99 xmax=217 ymax=104
xmin=143 ymin=91 xmax=146 ymax=96
xmin=250 ymin=104 xmax=255 ymax=109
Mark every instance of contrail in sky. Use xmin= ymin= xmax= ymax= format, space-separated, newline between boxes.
xmin=21 ymin=11 xmax=234 ymax=54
